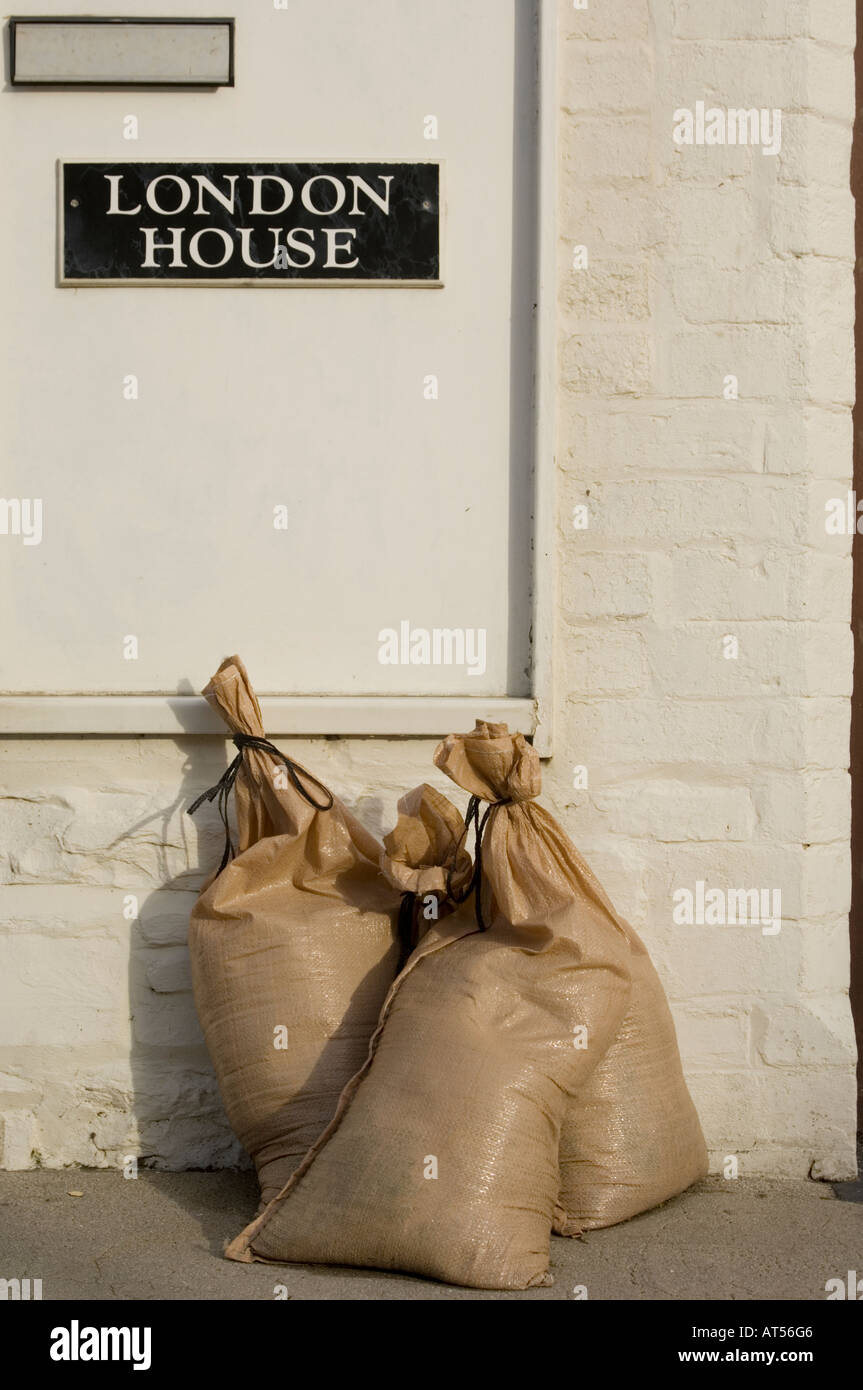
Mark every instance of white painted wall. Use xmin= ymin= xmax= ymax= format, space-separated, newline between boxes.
xmin=0 ymin=0 xmax=858 ymax=1181
xmin=0 ymin=0 xmax=532 ymax=698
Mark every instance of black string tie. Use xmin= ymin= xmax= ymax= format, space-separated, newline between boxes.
xmin=187 ymin=732 xmax=334 ymax=874
xmin=398 ymin=891 xmax=418 ymax=969
xmin=446 ymin=793 xmax=512 ymax=932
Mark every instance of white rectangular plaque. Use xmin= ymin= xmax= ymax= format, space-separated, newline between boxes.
xmin=10 ymin=18 xmax=234 ymax=87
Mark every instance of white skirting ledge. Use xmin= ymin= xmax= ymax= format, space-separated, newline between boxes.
xmin=0 ymin=695 xmax=538 ymax=741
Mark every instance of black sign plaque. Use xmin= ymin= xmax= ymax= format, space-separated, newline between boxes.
xmin=59 ymin=161 xmax=442 ymax=286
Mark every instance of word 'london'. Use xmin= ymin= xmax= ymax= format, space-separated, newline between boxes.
xmin=105 ymin=171 xmax=394 ymax=270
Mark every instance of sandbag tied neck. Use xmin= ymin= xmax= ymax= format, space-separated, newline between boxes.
xmin=433 ymin=721 xmax=541 ymax=806
xmin=380 ymin=782 xmax=474 ymax=961
xmin=433 ymin=721 xmax=539 ymax=930
xmin=188 ymin=732 xmax=334 ymax=874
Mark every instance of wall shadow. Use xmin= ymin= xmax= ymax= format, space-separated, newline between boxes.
xmin=507 ymin=0 xmax=541 ymax=699
xmin=125 ymin=693 xmax=249 ymax=1228
xmin=125 ymin=702 xmax=400 ymax=1254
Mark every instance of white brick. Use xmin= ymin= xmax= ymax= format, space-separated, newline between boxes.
xmin=131 ymin=997 xmax=203 ymax=1049
xmin=561 ymin=549 xmax=659 ymax=619
xmin=670 ymin=262 xmax=788 ymax=324
xmin=649 ymin=623 xmax=852 ymax=699
xmin=769 ymin=186 xmax=855 ymax=260
xmin=144 ymin=948 xmax=193 ymax=994
xmin=763 ymin=406 xmax=852 ymax=479
xmin=562 ymin=185 xmax=658 ymax=254
xmin=672 ymin=1005 xmax=750 ymax=1068
xmin=798 ymin=919 xmax=856 ymax=993
xmin=671 ymin=547 xmax=851 ymax=622
xmin=562 ymin=330 xmax=653 ymax=395
xmin=568 ymin=698 xmax=849 ymax=773
xmin=139 ymin=893 xmax=199 ymax=946
xmin=805 ymin=43 xmax=856 ymax=121
xmin=561 ymin=628 xmax=649 ymax=695
xmin=0 ymin=935 xmax=130 ymax=1048
xmin=665 ymin=138 xmax=755 ymax=183
xmin=562 ymin=259 xmax=650 ymax=323
xmin=0 ymin=1110 xmax=36 ymax=1170
xmin=753 ymin=771 xmax=851 ymax=843
xmin=646 ymin=841 xmax=850 ymax=923
xmin=562 ymin=42 xmax=653 ymax=113
xmin=0 ymin=796 xmax=74 ymax=882
xmin=671 ymin=1 xmax=806 ymax=40
xmin=564 ymin=0 xmax=649 ymax=41
xmin=802 ymin=325 xmax=855 ymax=406
xmin=691 ymin=1070 xmax=856 ymax=1175
xmin=563 ymin=405 xmax=764 ymax=475
xmin=590 ymin=778 xmax=756 ymax=841
xmin=651 ymin=920 xmax=800 ymax=1002
xmin=586 ymin=478 xmax=810 ymax=544
xmin=805 ymin=0 xmax=857 ymax=47
xmin=562 ymin=117 xmax=652 ymax=181
xmin=661 ymin=184 xmax=755 ymax=265
xmin=752 ymin=998 xmax=856 ymax=1067
xmin=667 ymin=43 xmax=801 ymax=109
xmin=778 ymin=113 xmax=853 ymax=188
xmin=686 ymin=1073 xmax=761 ymax=1151
xmin=666 ymin=327 xmax=798 ymax=401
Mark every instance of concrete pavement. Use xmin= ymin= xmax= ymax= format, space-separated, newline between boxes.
xmin=1 ymin=1170 xmax=861 ymax=1301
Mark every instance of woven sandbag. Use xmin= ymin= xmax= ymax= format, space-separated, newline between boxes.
xmin=554 ymin=927 xmax=709 ymax=1233
xmin=433 ymin=722 xmax=706 ymax=1229
xmin=187 ymin=656 xmax=399 ymax=1207
xmin=226 ymin=773 xmax=632 ymax=1289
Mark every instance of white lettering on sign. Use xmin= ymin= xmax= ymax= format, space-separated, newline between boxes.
xmin=102 ymin=171 xmax=396 ymax=273
xmin=248 ymin=176 xmax=294 ymax=215
xmin=105 ymin=173 xmax=393 ymax=220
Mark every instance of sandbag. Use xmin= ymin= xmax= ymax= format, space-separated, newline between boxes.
xmin=187 ymin=656 xmax=399 ymax=1206
xmin=226 ymin=764 xmax=633 ymax=1290
xmin=555 ymin=928 xmax=709 ymax=1233
xmin=434 ymin=722 xmax=707 ymax=1230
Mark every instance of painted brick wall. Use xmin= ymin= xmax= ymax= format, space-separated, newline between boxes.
xmin=546 ymin=0 xmax=857 ymax=1177
xmin=0 ymin=0 xmax=858 ymax=1180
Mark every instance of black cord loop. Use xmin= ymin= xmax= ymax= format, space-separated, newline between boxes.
xmin=187 ymin=732 xmax=334 ymax=874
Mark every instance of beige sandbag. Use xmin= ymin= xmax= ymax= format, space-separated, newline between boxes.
xmin=555 ymin=930 xmax=709 ymax=1233
xmin=434 ymin=721 xmax=707 ymax=1230
xmin=226 ymin=764 xmax=633 ymax=1290
xmin=187 ymin=656 xmax=399 ymax=1206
